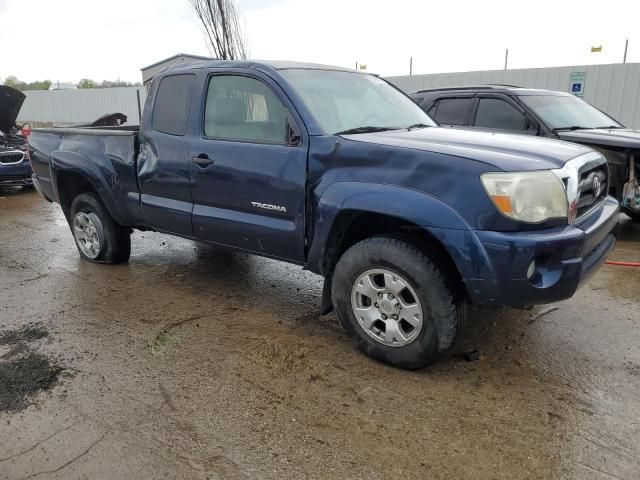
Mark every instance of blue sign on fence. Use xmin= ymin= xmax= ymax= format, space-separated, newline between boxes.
xmin=569 ymin=72 xmax=586 ymax=97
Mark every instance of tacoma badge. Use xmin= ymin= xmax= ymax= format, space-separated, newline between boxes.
xmin=251 ymin=202 xmax=287 ymax=213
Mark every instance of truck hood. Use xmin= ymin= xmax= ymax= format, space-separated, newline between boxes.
xmin=556 ymin=128 xmax=640 ymax=150
xmin=343 ymin=127 xmax=593 ymax=171
xmin=0 ymin=86 xmax=25 ymax=133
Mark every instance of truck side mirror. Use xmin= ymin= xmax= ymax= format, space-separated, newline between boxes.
xmin=287 ymin=119 xmax=302 ymax=146
xmin=525 ymin=118 xmax=540 ymax=136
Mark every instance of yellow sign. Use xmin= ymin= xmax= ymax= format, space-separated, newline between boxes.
xmin=359 ymin=64 xmax=367 ymax=70
xmin=591 ymin=46 xmax=602 ymax=52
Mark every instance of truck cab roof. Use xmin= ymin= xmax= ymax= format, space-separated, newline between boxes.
xmin=161 ymin=59 xmax=356 ymax=77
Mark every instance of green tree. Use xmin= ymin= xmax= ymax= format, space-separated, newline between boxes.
xmin=3 ymin=75 xmax=139 ymax=90
xmin=27 ymin=80 xmax=51 ymax=90
xmin=77 ymin=78 xmax=97 ymax=89
xmin=3 ymin=76 xmax=26 ymax=89
xmin=2 ymin=76 xmax=51 ymax=90
xmin=98 ymin=79 xmax=141 ymax=88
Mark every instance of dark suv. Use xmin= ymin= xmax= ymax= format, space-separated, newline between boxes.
xmin=411 ymin=85 xmax=640 ymax=221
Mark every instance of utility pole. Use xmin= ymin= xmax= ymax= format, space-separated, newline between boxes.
xmin=410 ymin=57 xmax=413 ymax=76
xmin=355 ymin=61 xmax=358 ymax=71
xmin=504 ymin=48 xmax=509 ymax=70
xmin=623 ymin=39 xmax=629 ymax=63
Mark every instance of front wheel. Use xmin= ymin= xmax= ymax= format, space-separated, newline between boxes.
xmin=69 ymin=193 xmax=131 ymax=264
xmin=623 ymin=207 xmax=640 ymax=222
xmin=331 ymin=237 xmax=465 ymax=370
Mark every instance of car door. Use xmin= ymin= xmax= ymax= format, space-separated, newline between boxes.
xmin=137 ymin=73 xmax=197 ymax=236
xmin=427 ymin=96 xmax=474 ymax=127
xmin=469 ymin=95 xmax=538 ymax=134
xmin=188 ymin=70 xmax=308 ymax=262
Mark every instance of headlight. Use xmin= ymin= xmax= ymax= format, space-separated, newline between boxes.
xmin=481 ymin=171 xmax=568 ymax=223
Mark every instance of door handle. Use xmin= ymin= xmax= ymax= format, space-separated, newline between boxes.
xmin=191 ymin=154 xmax=214 ymax=167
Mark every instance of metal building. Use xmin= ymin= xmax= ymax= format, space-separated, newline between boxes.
xmin=17 ymin=87 xmax=147 ymax=126
xmin=141 ymin=53 xmax=211 ymax=86
xmin=386 ymin=62 xmax=640 ymax=129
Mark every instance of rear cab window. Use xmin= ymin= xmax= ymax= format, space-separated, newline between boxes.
xmin=152 ymin=74 xmax=196 ymax=135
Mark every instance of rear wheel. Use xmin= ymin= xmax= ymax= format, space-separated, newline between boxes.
xmin=331 ymin=237 xmax=465 ymax=369
xmin=69 ymin=193 xmax=131 ymax=264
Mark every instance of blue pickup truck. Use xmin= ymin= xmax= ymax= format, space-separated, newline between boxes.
xmin=29 ymin=60 xmax=619 ymax=369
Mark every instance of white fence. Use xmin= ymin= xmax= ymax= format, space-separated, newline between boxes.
xmin=16 ymin=64 xmax=640 ymax=130
xmin=17 ymin=87 xmax=147 ymax=126
xmin=386 ymin=63 xmax=640 ymax=130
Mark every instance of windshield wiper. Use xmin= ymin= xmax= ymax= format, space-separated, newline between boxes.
xmin=407 ymin=123 xmax=431 ymax=131
xmin=334 ymin=126 xmax=399 ymax=135
xmin=595 ymin=125 xmax=623 ymax=129
xmin=552 ymin=126 xmax=589 ymax=132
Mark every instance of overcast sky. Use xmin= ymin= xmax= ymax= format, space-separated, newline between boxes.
xmin=1 ymin=0 xmax=639 ymax=84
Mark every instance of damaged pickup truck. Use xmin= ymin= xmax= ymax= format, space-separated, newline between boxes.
xmin=29 ymin=61 xmax=619 ymax=369
xmin=0 ymin=86 xmax=32 ymax=187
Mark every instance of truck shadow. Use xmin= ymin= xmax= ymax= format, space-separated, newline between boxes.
xmin=0 ymin=185 xmax=34 ymax=197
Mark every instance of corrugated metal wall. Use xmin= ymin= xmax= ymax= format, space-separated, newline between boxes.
xmin=17 ymin=87 xmax=147 ymax=126
xmin=141 ymin=54 xmax=210 ymax=85
xmin=386 ymin=63 xmax=640 ymax=129
xmin=16 ymin=63 xmax=640 ymax=129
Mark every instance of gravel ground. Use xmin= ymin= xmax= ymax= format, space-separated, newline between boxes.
xmin=1 ymin=186 xmax=639 ymax=480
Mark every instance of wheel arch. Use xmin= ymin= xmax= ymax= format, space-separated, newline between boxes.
xmin=308 ymin=183 xmax=491 ymax=313
xmin=51 ymin=151 xmax=127 ymax=224
xmin=321 ymin=210 xmax=468 ymax=300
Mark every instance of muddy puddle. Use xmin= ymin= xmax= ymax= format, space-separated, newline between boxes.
xmin=0 ymin=188 xmax=639 ymax=480
xmin=0 ymin=324 xmax=62 ymax=413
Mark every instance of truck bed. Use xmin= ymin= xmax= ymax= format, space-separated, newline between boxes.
xmin=31 ymin=125 xmax=139 ymax=137
xmin=29 ymin=126 xmax=142 ymax=226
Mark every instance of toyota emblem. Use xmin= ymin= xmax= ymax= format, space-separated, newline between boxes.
xmin=592 ymin=176 xmax=602 ymax=198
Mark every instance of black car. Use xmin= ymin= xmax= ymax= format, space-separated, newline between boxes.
xmin=0 ymin=86 xmax=32 ymax=187
xmin=411 ymin=85 xmax=640 ymax=221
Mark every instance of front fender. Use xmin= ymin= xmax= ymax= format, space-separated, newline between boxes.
xmin=306 ymin=182 xmax=500 ymax=304
xmin=50 ymin=151 xmax=128 ymax=224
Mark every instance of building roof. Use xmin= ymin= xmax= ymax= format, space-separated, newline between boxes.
xmin=140 ymin=53 xmax=212 ymax=72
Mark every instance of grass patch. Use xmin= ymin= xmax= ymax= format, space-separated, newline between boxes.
xmin=148 ymin=332 xmax=180 ymax=355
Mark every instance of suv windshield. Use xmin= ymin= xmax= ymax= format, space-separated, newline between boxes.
xmin=279 ymin=69 xmax=436 ymax=135
xmin=518 ymin=94 xmax=622 ymax=130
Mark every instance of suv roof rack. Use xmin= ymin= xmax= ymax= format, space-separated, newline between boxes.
xmin=413 ymin=84 xmax=522 ymax=94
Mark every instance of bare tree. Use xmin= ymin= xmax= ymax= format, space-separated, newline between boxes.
xmin=189 ymin=0 xmax=248 ymax=60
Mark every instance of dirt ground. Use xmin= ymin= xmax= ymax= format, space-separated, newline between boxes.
xmin=1 ymin=187 xmax=639 ymax=480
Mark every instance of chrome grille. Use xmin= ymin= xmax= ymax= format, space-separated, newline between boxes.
xmin=0 ymin=150 xmax=25 ymax=165
xmin=576 ymin=164 xmax=608 ymax=218
xmin=552 ymin=151 xmax=608 ymax=223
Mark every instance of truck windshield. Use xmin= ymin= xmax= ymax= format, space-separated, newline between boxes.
xmin=519 ymin=94 xmax=623 ymax=130
xmin=279 ymin=69 xmax=436 ymax=135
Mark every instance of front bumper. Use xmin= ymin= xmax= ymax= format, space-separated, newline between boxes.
xmin=0 ymin=158 xmax=33 ymax=186
xmin=467 ymin=196 xmax=619 ymax=307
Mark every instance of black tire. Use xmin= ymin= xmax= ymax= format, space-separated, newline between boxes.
xmin=331 ymin=237 xmax=465 ymax=369
xmin=623 ymin=208 xmax=640 ymax=222
xmin=69 ymin=192 xmax=131 ymax=264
